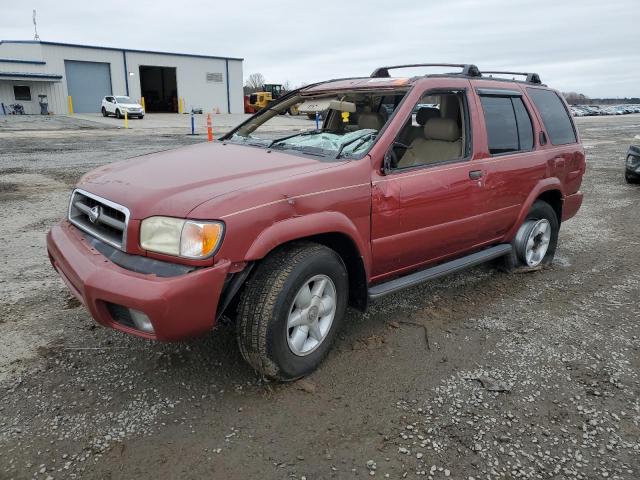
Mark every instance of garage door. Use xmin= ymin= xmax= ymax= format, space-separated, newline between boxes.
xmin=64 ymin=60 xmax=112 ymax=113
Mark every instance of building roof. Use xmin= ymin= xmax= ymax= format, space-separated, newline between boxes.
xmin=0 ymin=40 xmax=243 ymax=62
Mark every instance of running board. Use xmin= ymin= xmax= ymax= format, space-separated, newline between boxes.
xmin=368 ymin=244 xmax=513 ymax=300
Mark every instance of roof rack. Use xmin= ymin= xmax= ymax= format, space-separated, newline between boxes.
xmin=482 ymin=71 xmax=542 ymax=84
xmin=370 ymin=63 xmax=481 ymax=78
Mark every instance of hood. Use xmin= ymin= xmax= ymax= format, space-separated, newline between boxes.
xmin=78 ymin=142 xmax=340 ymax=219
xmin=119 ymin=103 xmax=142 ymax=108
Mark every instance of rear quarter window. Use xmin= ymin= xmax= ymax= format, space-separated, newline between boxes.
xmin=527 ymin=88 xmax=577 ymax=145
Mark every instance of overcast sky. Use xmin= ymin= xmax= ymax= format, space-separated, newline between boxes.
xmin=2 ymin=0 xmax=639 ymax=98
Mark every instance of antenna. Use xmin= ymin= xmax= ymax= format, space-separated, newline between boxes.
xmin=33 ymin=9 xmax=40 ymax=40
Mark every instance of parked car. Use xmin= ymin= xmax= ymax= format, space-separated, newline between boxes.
xmin=101 ymin=96 xmax=144 ymax=119
xmin=47 ymin=63 xmax=585 ymax=381
xmin=625 ymin=145 xmax=640 ymax=184
xmin=570 ymin=106 xmax=586 ymax=117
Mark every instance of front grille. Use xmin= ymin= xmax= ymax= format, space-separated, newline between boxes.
xmin=68 ymin=189 xmax=130 ymax=250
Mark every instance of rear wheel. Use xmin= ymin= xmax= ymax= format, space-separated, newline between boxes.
xmin=499 ymin=200 xmax=559 ymax=271
xmin=626 ymin=171 xmax=639 ymax=184
xmin=236 ymin=242 xmax=348 ymax=381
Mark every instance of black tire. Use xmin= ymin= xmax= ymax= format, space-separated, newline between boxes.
xmin=499 ymin=200 xmax=559 ymax=272
xmin=236 ymin=242 xmax=348 ymax=381
xmin=138 ymin=115 xmax=144 ymax=120
xmin=115 ymin=109 xmax=122 ymax=119
xmin=101 ymin=107 xmax=108 ymax=117
xmin=625 ymin=172 xmax=639 ymax=184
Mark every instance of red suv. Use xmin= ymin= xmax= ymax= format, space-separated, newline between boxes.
xmin=47 ymin=64 xmax=585 ymax=381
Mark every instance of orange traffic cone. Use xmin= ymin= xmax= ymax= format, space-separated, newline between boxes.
xmin=207 ymin=114 xmax=213 ymax=142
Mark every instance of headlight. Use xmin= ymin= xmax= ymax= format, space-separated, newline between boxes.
xmin=140 ymin=217 xmax=224 ymax=259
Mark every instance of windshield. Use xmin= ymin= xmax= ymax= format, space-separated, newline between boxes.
xmin=225 ymin=89 xmax=408 ymax=159
xmin=115 ymin=96 xmax=134 ymax=104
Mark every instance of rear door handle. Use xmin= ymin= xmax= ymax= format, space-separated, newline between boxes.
xmin=469 ymin=170 xmax=483 ymax=180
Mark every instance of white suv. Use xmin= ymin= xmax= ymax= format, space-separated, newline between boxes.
xmin=101 ymin=96 xmax=144 ymax=119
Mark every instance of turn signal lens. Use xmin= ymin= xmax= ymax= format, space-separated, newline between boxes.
xmin=180 ymin=221 xmax=224 ymax=258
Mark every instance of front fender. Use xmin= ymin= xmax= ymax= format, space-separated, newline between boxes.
xmin=244 ymin=211 xmax=370 ymax=269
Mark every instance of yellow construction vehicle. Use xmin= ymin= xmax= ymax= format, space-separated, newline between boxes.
xmin=247 ymin=84 xmax=298 ymax=115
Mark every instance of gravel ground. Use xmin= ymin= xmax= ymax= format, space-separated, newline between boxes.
xmin=0 ymin=114 xmax=639 ymax=480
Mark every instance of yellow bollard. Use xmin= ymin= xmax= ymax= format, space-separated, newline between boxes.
xmin=67 ymin=96 xmax=74 ymax=115
xmin=178 ymin=97 xmax=184 ymax=114
xmin=141 ymin=97 xmax=146 ymax=112
xmin=124 ymin=110 xmax=128 ymax=129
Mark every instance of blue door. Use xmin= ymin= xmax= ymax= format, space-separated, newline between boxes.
xmin=64 ymin=60 xmax=112 ymax=113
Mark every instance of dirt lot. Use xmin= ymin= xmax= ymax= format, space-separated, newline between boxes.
xmin=1 ymin=113 xmax=639 ymax=480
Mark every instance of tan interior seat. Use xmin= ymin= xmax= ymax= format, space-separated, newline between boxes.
xmin=397 ymin=118 xmax=462 ymax=168
xmin=401 ymin=106 xmax=440 ymax=144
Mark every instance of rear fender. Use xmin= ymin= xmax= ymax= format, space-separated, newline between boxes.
xmin=505 ymin=178 xmax=564 ymax=240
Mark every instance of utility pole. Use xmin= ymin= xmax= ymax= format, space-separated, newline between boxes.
xmin=33 ymin=9 xmax=40 ymax=40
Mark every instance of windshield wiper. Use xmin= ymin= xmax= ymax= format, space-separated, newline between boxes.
xmin=335 ymin=132 xmax=377 ymax=159
xmin=268 ymin=129 xmax=325 ymax=148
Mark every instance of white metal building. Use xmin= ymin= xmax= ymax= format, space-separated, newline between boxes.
xmin=0 ymin=40 xmax=243 ymax=115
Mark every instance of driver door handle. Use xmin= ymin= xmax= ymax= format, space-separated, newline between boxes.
xmin=469 ymin=170 xmax=483 ymax=180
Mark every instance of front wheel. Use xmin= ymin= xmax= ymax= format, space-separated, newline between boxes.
xmin=499 ymin=200 xmax=559 ymax=271
xmin=236 ymin=242 xmax=348 ymax=381
xmin=101 ymin=107 xmax=108 ymax=117
xmin=115 ymin=109 xmax=122 ymax=119
xmin=626 ymin=171 xmax=639 ymax=184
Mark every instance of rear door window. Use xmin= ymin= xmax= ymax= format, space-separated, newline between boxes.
xmin=480 ymin=96 xmax=518 ymax=154
xmin=527 ymin=88 xmax=577 ymax=145
xmin=480 ymin=95 xmax=534 ymax=154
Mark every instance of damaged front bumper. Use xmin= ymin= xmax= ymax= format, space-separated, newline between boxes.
xmin=46 ymin=221 xmax=230 ymax=341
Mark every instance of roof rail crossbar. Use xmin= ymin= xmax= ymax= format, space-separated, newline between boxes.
xmin=371 ymin=63 xmax=481 ymax=78
xmin=482 ymin=71 xmax=542 ymax=84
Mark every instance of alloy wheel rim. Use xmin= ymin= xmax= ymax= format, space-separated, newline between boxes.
xmin=524 ymin=219 xmax=551 ymax=267
xmin=286 ymin=274 xmax=337 ymax=356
